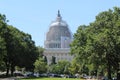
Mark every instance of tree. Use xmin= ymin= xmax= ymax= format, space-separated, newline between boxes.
xmin=57 ymin=60 xmax=70 ymax=74
xmin=34 ymin=47 xmax=46 ymax=74
xmin=2 ymin=26 xmax=39 ymax=76
xmin=0 ymin=13 xmax=39 ymax=76
xmin=15 ymin=32 xmax=39 ymax=72
xmin=0 ymin=37 xmax=6 ymax=72
xmin=0 ymin=37 xmax=6 ymax=65
xmin=37 ymin=46 xmax=44 ymax=57
xmin=69 ymin=58 xmax=81 ymax=75
xmin=51 ymin=56 xmax=56 ymax=64
xmin=48 ymin=60 xmax=70 ymax=74
xmin=70 ymin=7 xmax=120 ymax=79
xmin=0 ymin=14 xmax=7 ymax=68
xmin=0 ymin=14 xmax=11 ymax=76
xmin=34 ymin=57 xmax=47 ymax=73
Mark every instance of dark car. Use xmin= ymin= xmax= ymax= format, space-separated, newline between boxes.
xmin=24 ymin=72 xmax=35 ymax=77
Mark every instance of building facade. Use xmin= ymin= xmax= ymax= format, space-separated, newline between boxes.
xmin=43 ymin=11 xmax=73 ymax=64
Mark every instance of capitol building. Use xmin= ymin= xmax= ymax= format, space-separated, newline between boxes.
xmin=43 ymin=11 xmax=73 ymax=64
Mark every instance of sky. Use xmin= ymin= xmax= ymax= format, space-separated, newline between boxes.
xmin=0 ymin=0 xmax=120 ymax=47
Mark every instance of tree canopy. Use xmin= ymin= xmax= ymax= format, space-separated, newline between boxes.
xmin=0 ymin=14 xmax=39 ymax=76
xmin=70 ymin=7 xmax=120 ymax=79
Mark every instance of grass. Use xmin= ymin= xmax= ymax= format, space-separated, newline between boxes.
xmin=20 ymin=77 xmax=86 ymax=80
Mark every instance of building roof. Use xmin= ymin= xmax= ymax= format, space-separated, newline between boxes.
xmin=45 ymin=11 xmax=72 ymax=48
xmin=46 ymin=10 xmax=72 ymax=41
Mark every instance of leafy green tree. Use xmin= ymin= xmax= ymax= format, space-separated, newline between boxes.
xmin=0 ymin=37 xmax=6 ymax=72
xmin=0 ymin=14 xmax=11 ymax=76
xmin=34 ymin=47 xmax=46 ymax=74
xmin=37 ymin=46 xmax=44 ymax=57
xmin=0 ymin=13 xmax=39 ymax=76
xmin=15 ymin=32 xmax=39 ymax=72
xmin=0 ymin=37 xmax=6 ymax=65
xmin=68 ymin=58 xmax=81 ymax=75
xmin=2 ymin=26 xmax=39 ymax=76
xmin=34 ymin=57 xmax=47 ymax=73
xmin=48 ymin=64 xmax=56 ymax=74
xmin=0 ymin=14 xmax=7 ymax=68
xmin=56 ymin=60 xmax=70 ymax=74
xmin=51 ymin=56 xmax=56 ymax=65
xmin=43 ymin=56 xmax=47 ymax=63
xmin=70 ymin=7 xmax=120 ymax=79
xmin=48 ymin=60 xmax=70 ymax=74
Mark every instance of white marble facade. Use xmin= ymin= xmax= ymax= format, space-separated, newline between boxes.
xmin=44 ymin=48 xmax=73 ymax=64
xmin=43 ymin=11 xmax=73 ymax=64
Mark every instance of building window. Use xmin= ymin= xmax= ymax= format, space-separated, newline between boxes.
xmin=56 ymin=43 xmax=57 ymax=48
xmin=58 ymin=43 xmax=60 ymax=48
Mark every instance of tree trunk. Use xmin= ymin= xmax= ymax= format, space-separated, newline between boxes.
xmin=117 ymin=72 xmax=120 ymax=80
xmin=107 ymin=60 xmax=112 ymax=80
xmin=106 ymin=52 xmax=112 ymax=80
xmin=11 ymin=63 xmax=15 ymax=76
xmin=6 ymin=66 xmax=9 ymax=76
xmin=5 ymin=62 xmax=10 ymax=76
xmin=117 ymin=66 xmax=120 ymax=80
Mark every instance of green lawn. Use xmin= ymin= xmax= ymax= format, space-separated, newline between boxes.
xmin=20 ymin=77 xmax=85 ymax=80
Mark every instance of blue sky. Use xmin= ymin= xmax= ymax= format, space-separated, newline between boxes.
xmin=0 ymin=0 xmax=120 ymax=47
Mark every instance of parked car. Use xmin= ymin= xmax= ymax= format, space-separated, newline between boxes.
xmin=39 ymin=73 xmax=48 ymax=77
xmin=14 ymin=71 xmax=24 ymax=77
xmin=48 ymin=73 xmax=60 ymax=77
xmin=24 ymin=72 xmax=35 ymax=77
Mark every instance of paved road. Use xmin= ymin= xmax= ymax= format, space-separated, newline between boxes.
xmin=0 ymin=77 xmax=19 ymax=80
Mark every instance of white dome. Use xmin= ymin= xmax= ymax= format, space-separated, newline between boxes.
xmin=45 ymin=10 xmax=72 ymax=48
xmin=50 ymin=20 xmax=68 ymax=27
xmin=50 ymin=10 xmax=68 ymax=27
